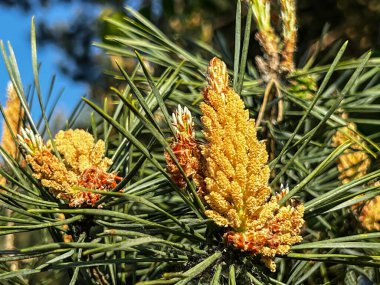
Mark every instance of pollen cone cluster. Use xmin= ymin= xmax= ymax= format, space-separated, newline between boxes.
xmin=350 ymin=181 xmax=380 ymax=231
xmin=165 ymin=105 xmax=201 ymax=188
xmin=332 ymin=122 xmax=378 ymax=231
xmin=165 ymin=57 xmax=304 ymax=271
xmin=19 ymin=129 xmax=120 ymax=207
xmin=331 ymin=122 xmax=370 ymax=184
xmin=1 ymin=82 xmax=24 ymax=163
xmin=358 ymin=192 xmax=380 ymax=231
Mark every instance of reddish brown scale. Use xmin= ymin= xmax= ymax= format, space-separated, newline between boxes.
xmin=79 ymin=166 xmax=121 ymax=190
xmin=69 ymin=166 xmax=122 ymax=207
xmin=165 ymin=138 xmax=199 ymax=188
xmin=224 ymin=231 xmax=275 ymax=253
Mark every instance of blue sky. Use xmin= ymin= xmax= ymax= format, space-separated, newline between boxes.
xmin=0 ymin=3 xmax=94 ymax=126
xmin=0 ymin=1 xmax=152 ymax=134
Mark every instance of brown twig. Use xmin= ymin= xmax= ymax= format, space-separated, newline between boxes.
xmin=256 ymin=78 xmax=275 ymax=128
xmin=275 ymin=81 xmax=283 ymax=123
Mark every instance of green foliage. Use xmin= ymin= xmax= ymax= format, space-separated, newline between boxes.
xmin=1 ymin=2 xmax=380 ymax=284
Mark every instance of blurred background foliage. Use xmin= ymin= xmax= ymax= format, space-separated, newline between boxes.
xmin=1 ymin=0 xmax=380 ymax=100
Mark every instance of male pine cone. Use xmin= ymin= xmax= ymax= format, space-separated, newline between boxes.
xmin=201 ymin=57 xmax=304 ymax=271
xmin=166 ymin=57 xmax=304 ymax=271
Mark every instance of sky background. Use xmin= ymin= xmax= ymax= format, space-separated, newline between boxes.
xmin=0 ymin=3 xmax=99 ymax=126
xmin=0 ymin=1 xmax=148 ymax=134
